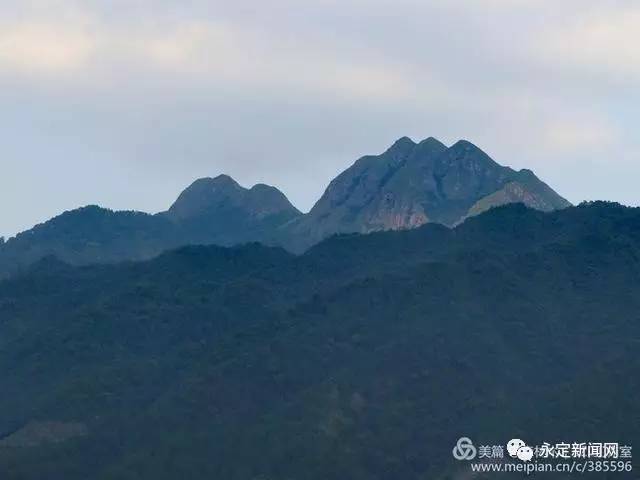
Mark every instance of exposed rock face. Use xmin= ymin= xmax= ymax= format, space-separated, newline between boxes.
xmin=284 ymin=137 xmax=440 ymax=247
xmin=283 ymin=137 xmax=570 ymax=251
xmin=462 ymin=170 xmax=570 ymax=223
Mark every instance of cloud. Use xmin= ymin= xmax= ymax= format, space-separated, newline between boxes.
xmin=138 ymin=21 xmax=420 ymax=102
xmin=536 ymin=6 xmax=640 ymax=82
xmin=0 ymin=21 xmax=96 ymax=74
xmin=541 ymin=116 xmax=619 ymax=155
xmin=0 ymin=7 xmax=425 ymax=103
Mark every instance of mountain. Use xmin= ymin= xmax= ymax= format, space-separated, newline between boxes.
xmin=0 ymin=202 xmax=637 ymax=480
xmin=284 ymin=137 xmax=570 ymax=251
xmin=0 ymin=178 xmax=300 ymax=278
xmin=163 ymin=174 xmax=302 ymax=245
xmin=0 ymin=137 xmax=569 ymax=275
xmin=0 ymin=206 xmax=182 ymax=278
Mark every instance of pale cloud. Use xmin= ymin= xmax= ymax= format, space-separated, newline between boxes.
xmin=536 ymin=6 xmax=640 ymax=81
xmin=0 ymin=21 xmax=96 ymax=74
xmin=140 ymin=21 xmax=421 ymax=101
xmin=541 ymin=116 xmax=619 ymax=156
xmin=0 ymin=9 xmax=423 ymax=102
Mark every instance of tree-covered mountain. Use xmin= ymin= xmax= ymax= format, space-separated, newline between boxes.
xmin=0 ymin=137 xmax=569 ymax=276
xmin=0 ymin=202 xmax=637 ymax=480
xmin=0 ymin=178 xmax=300 ymax=279
xmin=163 ymin=174 xmax=302 ymax=245
xmin=0 ymin=206 xmax=183 ymax=277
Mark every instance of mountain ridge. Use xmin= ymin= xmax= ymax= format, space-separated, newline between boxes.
xmin=0 ymin=136 xmax=571 ymax=276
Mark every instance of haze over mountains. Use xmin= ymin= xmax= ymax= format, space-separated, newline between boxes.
xmin=0 ymin=137 xmax=569 ymax=277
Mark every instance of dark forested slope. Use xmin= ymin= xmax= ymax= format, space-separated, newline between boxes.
xmin=0 ymin=202 xmax=637 ymax=480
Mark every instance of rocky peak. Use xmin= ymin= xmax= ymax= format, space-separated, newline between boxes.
xmin=283 ymin=135 xmax=571 ymax=252
xmin=212 ymin=173 xmax=240 ymax=185
xmin=384 ymin=136 xmax=417 ymax=159
xmin=438 ymin=140 xmax=501 ymax=170
xmin=309 ymin=137 xmax=416 ymax=216
xmin=418 ymin=136 xmax=446 ymax=149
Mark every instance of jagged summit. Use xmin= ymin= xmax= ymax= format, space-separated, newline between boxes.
xmin=283 ymin=136 xmax=570 ymax=251
xmin=418 ymin=136 xmax=446 ymax=148
xmin=210 ymin=174 xmax=243 ymax=190
xmin=386 ymin=135 xmax=416 ymax=151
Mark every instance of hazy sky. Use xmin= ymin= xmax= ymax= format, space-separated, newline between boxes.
xmin=1 ymin=0 xmax=639 ymax=238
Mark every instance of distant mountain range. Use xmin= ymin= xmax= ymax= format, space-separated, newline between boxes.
xmin=0 ymin=137 xmax=570 ymax=276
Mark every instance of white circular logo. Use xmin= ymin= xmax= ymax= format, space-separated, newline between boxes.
xmin=452 ymin=437 xmax=477 ymax=461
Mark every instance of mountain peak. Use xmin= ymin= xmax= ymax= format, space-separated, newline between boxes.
xmin=393 ymin=135 xmax=415 ymax=145
xmin=249 ymin=183 xmax=278 ymax=193
xmin=166 ymin=175 xmax=244 ymax=220
xmin=284 ymin=135 xmax=570 ymax=251
xmin=418 ymin=136 xmax=446 ymax=148
xmin=444 ymin=139 xmax=501 ymax=169
xmin=165 ymin=175 xmax=301 ymax=240
xmin=385 ymin=136 xmax=416 ymax=155
xmin=248 ymin=184 xmax=302 ymax=216
xmin=211 ymin=173 xmax=240 ymax=185
xmin=182 ymin=175 xmax=243 ymax=193
xmin=412 ymin=137 xmax=447 ymax=158
xmin=450 ymin=139 xmax=481 ymax=151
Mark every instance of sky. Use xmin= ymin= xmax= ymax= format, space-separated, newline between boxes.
xmin=1 ymin=0 xmax=639 ymax=238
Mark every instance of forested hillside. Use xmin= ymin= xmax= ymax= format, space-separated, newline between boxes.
xmin=0 ymin=202 xmax=637 ymax=479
